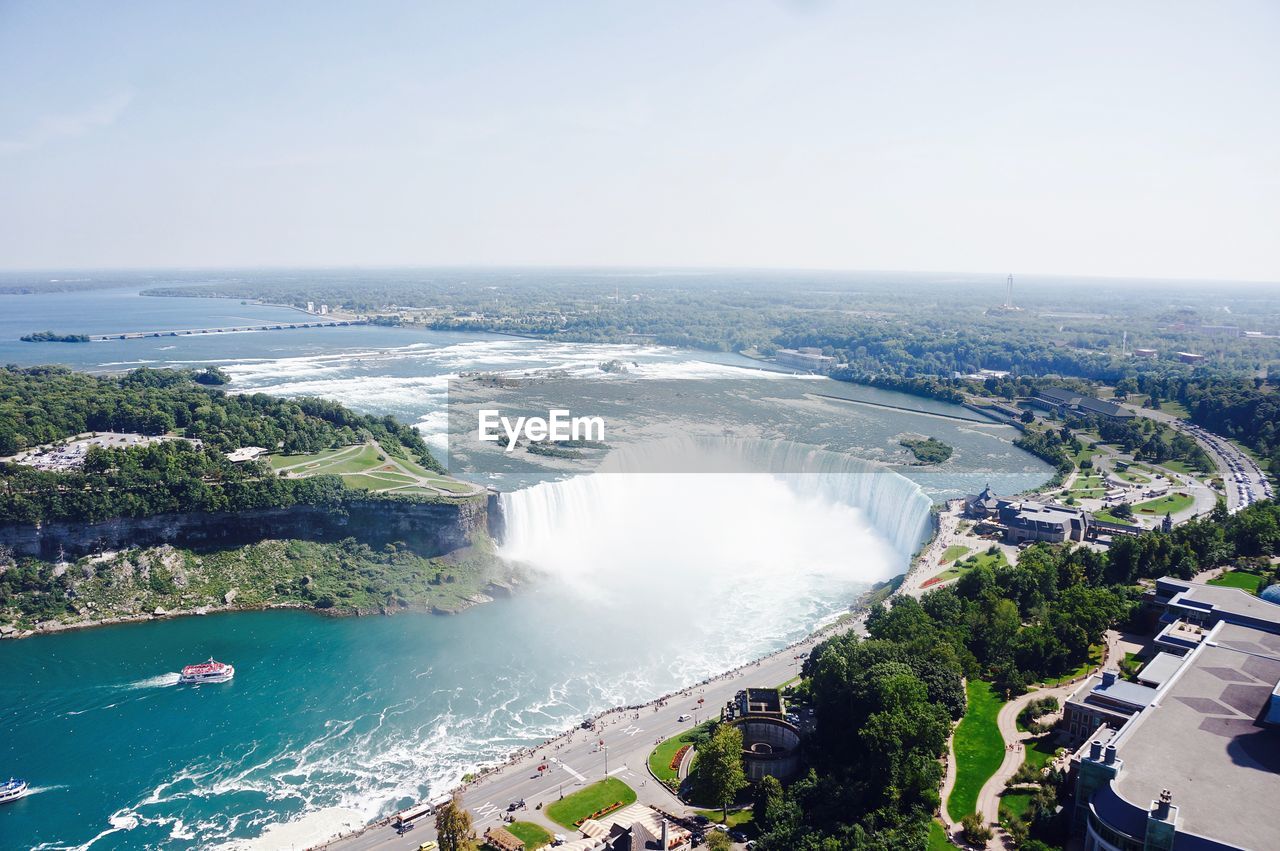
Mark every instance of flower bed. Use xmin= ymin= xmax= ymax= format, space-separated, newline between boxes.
xmin=669 ymin=745 xmax=691 ymax=771
xmin=921 ymin=576 xmax=945 ymax=589
xmin=573 ymin=801 xmax=625 ymax=827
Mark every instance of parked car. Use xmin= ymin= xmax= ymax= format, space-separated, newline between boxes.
xmin=678 ymin=713 xmax=692 ymax=722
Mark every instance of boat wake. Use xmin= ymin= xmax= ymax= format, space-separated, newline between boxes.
xmin=126 ymin=672 xmax=182 ymax=690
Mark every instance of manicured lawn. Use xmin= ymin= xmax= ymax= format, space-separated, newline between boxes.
xmin=546 ymin=778 xmax=636 ymax=829
xmin=696 ymin=807 xmax=755 ymax=828
xmin=927 ymin=819 xmax=952 ymax=851
xmin=1158 ymin=459 xmax=1203 ymax=476
xmin=1114 ymin=467 xmax=1151 ymax=484
xmin=998 ymin=736 xmax=1059 ymax=820
xmin=941 ymin=544 xmax=971 ymax=563
xmin=947 ymin=680 xmax=1005 ymax=820
xmin=936 ymin=548 xmax=1008 ymax=582
xmin=505 ymin=821 xmax=552 ymax=849
xmin=1131 ymin=492 xmax=1195 ymax=516
xmin=1208 ymin=570 xmax=1265 ymax=595
xmin=1023 ymin=735 xmax=1059 ymax=772
xmin=268 ymin=445 xmax=358 ymax=470
xmin=649 ymin=721 xmax=712 ymax=785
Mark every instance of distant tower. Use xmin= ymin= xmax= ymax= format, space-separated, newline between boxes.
xmin=1005 ymin=274 xmax=1015 ymax=310
xmin=1122 ymin=330 xmax=1128 ymax=356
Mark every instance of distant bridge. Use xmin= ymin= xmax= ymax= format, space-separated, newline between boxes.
xmin=90 ymin=320 xmax=366 ymax=341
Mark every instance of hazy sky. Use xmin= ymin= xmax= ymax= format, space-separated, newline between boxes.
xmin=2 ymin=1 xmax=1277 ymax=280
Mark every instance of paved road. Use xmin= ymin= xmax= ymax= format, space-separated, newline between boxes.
xmin=1125 ymin=406 xmax=1273 ymax=513
xmin=323 ymin=630 xmax=832 ymax=850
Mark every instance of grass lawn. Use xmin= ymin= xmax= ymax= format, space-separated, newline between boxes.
xmin=504 ymin=821 xmax=552 ymax=849
xmin=268 ymin=445 xmax=359 ymax=470
xmin=648 ymin=721 xmax=712 ymax=786
xmin=936 ymin=548 xmax=1008 ymax=582
xmin=947 ymin=680 xmax=1005 ymax=820
xmin=941 ymin=544 xmax=971 ymax=563
xmin=1208 ymin=570 xmax=1266 ymax=595
xmin=696 ymin=807 xmax=755 ymax=828
xmin=1114 ymin=467 xmax=1151 ymax=484
xmin=1131 ymin=492 xmax=1195 ymax=516
xmin=927 ymin=819 xmax=952 ymax=851
xmin=546 ymin=778 xmax=637 ymax=829
xmin=1070 ymin=475 xmax=1104 ymax=491
xmin=998 ymin=736 xmax=1059 ymax=820
xmin=1094 ymin=507 xmax=1143 ymax=525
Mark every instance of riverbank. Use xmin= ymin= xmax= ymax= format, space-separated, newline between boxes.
xmin=0 ymin=537 xmax=518 ymax=640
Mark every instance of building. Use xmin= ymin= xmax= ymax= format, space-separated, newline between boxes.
xmin=964 ymin=484 xmax=1006 ymax=519
xmin=1132 ymin=348 xmax=1158 ymax=359
xmin=1000 ymin=500 xmax=1092 ymax=543
xmin=1176 ymin=351 xmax=1204 ymax=364
xmin=306 ymin=301 xmax=314 ymax=313
xmin=1064 ymin=670 xmax=1158 ymax=743
xmin=319 ymin=304 xmax=330 ymax=315
xmin=1032 ymin=387 xmax=1135 ymax=420
xmin=775 ymin=347 xmax=836 ymax=373
xmin=225 ymin=446 xmax=268 ymax=463
xmin=1068 ymin=579 xmax=1280 ymax=851
xmin=721 ymin=688 xmax=801 ymax=782
xmin=578 ymin=803 xmax=691 ymax=851
xmin=965 ymin=486 xmax=1092 ymax=544
xmin=483 ymin=826 xmax=526 ymax=851
xmin=1197 ymin=324 xmax=1240 ymax=338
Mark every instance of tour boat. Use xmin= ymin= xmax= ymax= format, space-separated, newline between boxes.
xmin=179 ymin=658 xmax=235 ymax=684
xmin=0 ymin=778 xmax=28 ymax=804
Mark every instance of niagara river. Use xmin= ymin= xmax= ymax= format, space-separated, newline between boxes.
xmin=0 ymin=285 xmax=1053 ymax=849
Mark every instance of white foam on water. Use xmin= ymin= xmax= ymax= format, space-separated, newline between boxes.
xmin=125 ymin=672 xmax=182 ymax=690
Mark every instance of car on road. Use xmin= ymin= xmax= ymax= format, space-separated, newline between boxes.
xmin=678 ymin=713 xmax=692 ymax=722
xmin=417 ymin=842 xmax=437 ymax=851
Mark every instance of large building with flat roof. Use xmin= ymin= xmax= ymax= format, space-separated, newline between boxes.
xmin=1071 ymin=579 xmax=1280 ymax=851
xmin=1033 ymin=387 xmax=1135 ymax=420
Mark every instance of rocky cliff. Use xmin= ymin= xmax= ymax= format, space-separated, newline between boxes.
xmin=0 ymin=495 xmax=496 ymax=560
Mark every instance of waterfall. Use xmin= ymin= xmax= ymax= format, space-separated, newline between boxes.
xmin=499 ymin=436 xmax=934 ymax=582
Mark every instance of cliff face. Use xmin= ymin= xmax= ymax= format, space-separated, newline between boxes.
xmin=0 ymin=497 xmax=491 ymax=560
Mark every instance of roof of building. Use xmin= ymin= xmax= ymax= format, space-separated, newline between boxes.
xmin=1002 ymin=501 xmax=1087 ymax=532
xmin=484 ymin=826 xmax=526 ymax=851
xmin=1111 ymin=621 xmax=1280 ymax=850
xmin=1160 ymin=579 xmax=1280 ymax=632
xmin=1135 ymin=652 xmax=1184 ymax=688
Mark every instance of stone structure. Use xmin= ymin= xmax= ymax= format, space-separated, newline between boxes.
xmin=721 ymin=688 xmax=801 ymax=783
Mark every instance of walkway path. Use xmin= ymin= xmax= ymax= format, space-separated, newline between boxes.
xmin=974 ymin=681 xmax=1076 ymax=844
xmin=974 ymin=628 xmax=1125 ymax=847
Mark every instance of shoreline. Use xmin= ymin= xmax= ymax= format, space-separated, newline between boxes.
xmin=0 ymin=577 xmax=522 ymax=641
xmin=311 ymin=539 xmax=959 ymax=850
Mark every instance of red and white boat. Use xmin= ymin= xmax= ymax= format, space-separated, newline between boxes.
xmin=179 ymin=658 xmax=235 ymax=684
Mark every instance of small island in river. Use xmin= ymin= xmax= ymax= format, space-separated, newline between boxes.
xmin=899 ymin=435 xmax=954 ymax=464
xmin=20 ymin=330 xmax=91 ymax=343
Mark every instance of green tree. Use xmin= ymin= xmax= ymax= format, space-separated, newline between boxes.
xmin=434 ymin=793 xmax=475 ymax=851
xmin=704 ymin=830 xmax=732 ymax=851
xmin=692 ymin=723 xmax=747 ymax=822
xmin=753 ymin=774 xmax=785 ymax=832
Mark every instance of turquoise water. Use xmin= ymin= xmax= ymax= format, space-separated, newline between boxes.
xmin=1 ymin=280 xmax=1052 ymax=848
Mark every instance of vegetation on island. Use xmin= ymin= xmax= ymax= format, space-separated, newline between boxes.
xmin=20 ymin=330 xmax=91 ymax=343
xmin=898 ymin=436 xmax=953 ymax=465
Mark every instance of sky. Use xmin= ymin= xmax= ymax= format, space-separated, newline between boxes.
xmin=1 ymin=1 xmax=1277 ymax=281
